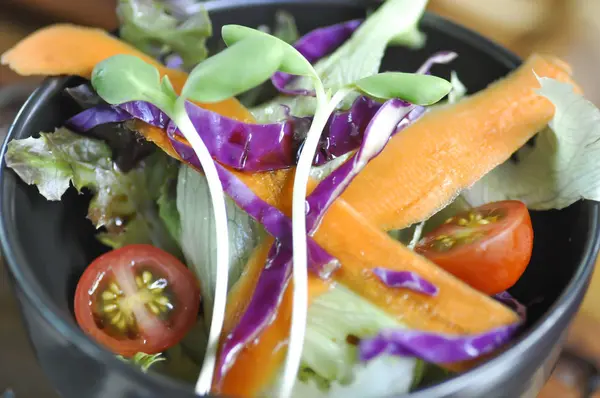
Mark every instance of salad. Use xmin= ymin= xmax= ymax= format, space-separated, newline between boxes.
xmin=2 ymin=0 xmax=599 ymax=397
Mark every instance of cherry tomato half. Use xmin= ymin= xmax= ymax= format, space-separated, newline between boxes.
xmin=74 ymin=244 xmax=200 ymax=357
xmin=415 ymin=200 xmax=533 ymax=295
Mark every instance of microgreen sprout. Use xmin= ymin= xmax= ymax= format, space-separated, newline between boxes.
xmin=222 ymin=25 xmax=451 ymax=398
xmin=91 ymin=24 xmax=450 ymax=397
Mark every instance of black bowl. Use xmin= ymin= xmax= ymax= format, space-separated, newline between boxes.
xmin=2 ymin=1 xmax=600 ymax=397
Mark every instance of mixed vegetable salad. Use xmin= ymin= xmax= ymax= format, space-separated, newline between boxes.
xmin=2 ymin=0 xmax=600 ymax=396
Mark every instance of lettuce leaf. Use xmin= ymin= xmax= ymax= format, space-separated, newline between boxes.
xmin=176 ymin=165 xmax=264 ymax=324
xmin=117 ymin=0 xmax=212 ymax=70
xmin=464 ymin=77 xmax=600 ymax=210
xmin=268 ymin=285 xmax=418 ymax=397
xmin=251 ymin=0 xmax=428 ymax=122
xmin=5 ymin=128 xmax=181 ymax=255
xmin=117 ymin=352 xmax=165 ymax=373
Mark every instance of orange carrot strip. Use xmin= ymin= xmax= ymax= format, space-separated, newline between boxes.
xmin=341 ymin=54 xmax=581 ymax=231
xmin=0 ymin=23 xmax=254 ymax=122
xmin=219 ymin=239 xmax=331 ymax=397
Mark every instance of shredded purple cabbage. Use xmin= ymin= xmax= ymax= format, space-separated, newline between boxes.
xmin=67 ymin=50 xmax=458 ymax=172
xmin=167 ymin=132 xmax=339 ymax=277
xmin=66 ymin=105 xmax=132 ymax=130
xmin=271 ymin=19 xmax=363 ymax=96
xmin=306 ymin=99 xmax=415 ymax=232
xmin=359 ymin=323 xmax=520 ymax=364
xmin=372 ymin=268 xmax=438 ymax=296
xmin=217 ymin=242 xmax=293 ymax=378
xmin=494 ymin=291 xmax=527 ymax=321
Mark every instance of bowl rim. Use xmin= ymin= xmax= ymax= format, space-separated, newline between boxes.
xmin=1 ymin=1 xmax=600 ymax=397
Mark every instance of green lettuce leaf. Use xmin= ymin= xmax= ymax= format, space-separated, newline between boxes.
xmin=266 ymin=285 xmax=419 ymax=397
xmin=464 ymin=77 xmax=600 ymax=210
xmin=157 ymin=176 xmax=181 ymax=243
xmin=258 ymin=10 xmax=300 ymax=45
xmin=117 ymin=0 xmax=212 ymax=70
xmin=251 ymin=0 xmax=428 ymax=122
xmin=176 ymin=165 xmax=264 ymax=325
xmin=5 ymin=128 xmax=181 ymax=255
xmin=117 ymin=352 xmax=166 ymax=373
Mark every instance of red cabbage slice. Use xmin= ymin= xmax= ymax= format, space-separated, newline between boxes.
xmin=66 ymin=105 xmax=133 ymax=131
xmin=306 ymin=99 xmax=416 ymax=232
xmin=271 ymin=19 xmax=363 ymax=96
xmin=372 ymin=267 xmax=438 ymax=296
xmin=217 ymin=242 xmax=293 ymax=379
xmin=359 ymin=323 xmax=520 ymax=364
xmin=167 ymin=130 xmax=340 ymax=277
xmin=494 ymin=291 xmax=527 ymax=321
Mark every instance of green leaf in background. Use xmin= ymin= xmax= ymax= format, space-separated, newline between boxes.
xmin=251 ymin=0 xmax=429 ymax=121
xmin=92 ymin=54 xmax=165 ymax=105
xmin=354 ymin=72 xmax=452 ymax=105
xmin=117 ymin=0 xmax=212 ymax=70
xmin=97 ymin=151 xmax=182 ymax=257
xmin=5 ymin=128 xmax=111 ymax=201
xmin=157 ymin=177 xmax=181 ymax=243
xmin=271 ymin=10 xmax=300 ymax=44
xmin=464 ymin=77 xmax=600 ymax=210
xmin=5 ymin=128 xmax=182 ymax=257
xmin=182 ymin=35 xmax=285 ymax=103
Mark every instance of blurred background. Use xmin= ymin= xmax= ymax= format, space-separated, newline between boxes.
xmin=1 ymin=0 xmax=600 ymax=397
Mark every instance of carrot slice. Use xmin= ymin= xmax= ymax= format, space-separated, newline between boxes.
xmin=0 ymin=23 xmax=254 ymax=122
xmin=341 ymin=54 xmax=581 ymax=231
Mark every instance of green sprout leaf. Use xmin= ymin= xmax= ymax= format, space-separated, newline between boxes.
xmin=221 ymin=24 xmax=317 ymax=79
xmin=182 ymin=36 xmax=285 ymax=103
xmin=354 ymin=72 xmax=452 ymax=105
xmin=91 ymin=54 xmax=174 ymax=110
xmin=161 ymin=75 xmax=177 ymax=101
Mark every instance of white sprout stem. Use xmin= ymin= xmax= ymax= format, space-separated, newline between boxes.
xmin=408 ymin=221 xmax=425 ymax=250
xmin=171 ymin=99 xmax=230 ymax=396
xmin=279 ymin=86 xmax=353 ymax=398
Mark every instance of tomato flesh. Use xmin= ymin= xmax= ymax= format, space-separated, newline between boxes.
xmin=415 ymin=200 xmax=533 ymax=295
xmin=74 ymin=244 xmax=200 ymax=357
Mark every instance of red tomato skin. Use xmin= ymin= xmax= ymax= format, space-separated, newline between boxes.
xmin=416 ymin=201 xmax=534 ymax=295
xmin=74 ymin=244 xmax=200 ymax=357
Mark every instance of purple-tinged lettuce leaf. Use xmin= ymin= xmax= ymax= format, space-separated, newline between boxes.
xmin=5 ymin=128 xmax=181 ymax=256
xmin=272 ymin=19 xmax=362 ymax=96
xmin=494 ymin=291 xmax=527 ymax=321
xmin=359 ymin=323 xmax=520 ymax=364
xmin=372 ymin=268 xmax=438 ymax=296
